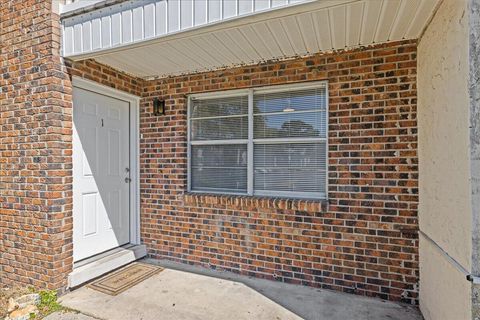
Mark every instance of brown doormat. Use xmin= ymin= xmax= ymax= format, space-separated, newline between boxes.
xmin=88 ymin=263 xmax=163 ymax=296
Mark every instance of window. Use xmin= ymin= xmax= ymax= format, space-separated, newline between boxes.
xmin=188 ymin=82 xmax=328 ymax=199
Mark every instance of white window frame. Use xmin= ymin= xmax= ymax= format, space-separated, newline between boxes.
xmin=187 ymin=81 xmax=329 ymax=200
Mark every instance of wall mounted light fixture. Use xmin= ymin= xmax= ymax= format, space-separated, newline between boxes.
xmin=153 ymin=98 xmax=165 ymax=116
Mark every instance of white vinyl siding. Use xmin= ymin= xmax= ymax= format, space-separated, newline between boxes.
xmin=188 ymin=82 xmax=328 ymax=199
xmin=62 ymin=0 xmax=312 ymax=57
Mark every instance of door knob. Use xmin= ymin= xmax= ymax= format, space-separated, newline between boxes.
xmin=125 ymin=177 xmax=131 ymax=183
xmin=125 ymin=167 xmax=130 ymax=173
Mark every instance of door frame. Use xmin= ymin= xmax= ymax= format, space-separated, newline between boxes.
xmin=72 ymin=76 xmax=141 ymax=247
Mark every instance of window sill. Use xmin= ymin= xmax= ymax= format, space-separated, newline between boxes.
xmin=182 ymin=192 xmax=328 ymax=213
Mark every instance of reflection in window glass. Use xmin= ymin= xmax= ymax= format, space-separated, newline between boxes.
xmin=254 ymin=89 xmax=326 ymax=114
xmin=191 ymin=96 xmax=248 ymax=118
xmin=254 ymin=112 xmax=326 ymax=139
xmin=191 ymin=116 xmax=248 ymax=140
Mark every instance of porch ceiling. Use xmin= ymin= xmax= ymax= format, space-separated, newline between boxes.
xmin=62 ymin=0 xmax=441 ymax=79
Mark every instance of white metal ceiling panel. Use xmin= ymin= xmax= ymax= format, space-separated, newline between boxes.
xmin=389 ymin=0 xmax=420 ymax=40
xmin=225 ymin=28 xmax=262 ymax=61
xmin=64 ymin=0 xmax=442 ymax=78
xmin=253 ymin=22 xmax=284 ymax=57
xmin=282 ymin=15 xmax=307 ymax=55
xmin=360 ymin=0 xmax=383 ymax=45
xmin=346 ymin=1 xmax=364 ymax=47
xmin=169 ymin=40 xmax=212 ymax=67
xmin=405 ymin=0 xmax=439 ymax=38
xmin=240 ymin=24 xmax=275 ymax=58
xmin=312 ymin=9 xmax=332 ymax=51
xmin=266 ymin=19 xmax=295 ymax=57
xmin=374 ymin=0 xmax=401 ymax=43
xmin=62 ymin=0 xmax=313 ymax=56
xmin=330 ymin=6 xmax=346 ymax=49
xmin=296 ymin=13 xmax=320 ymax=54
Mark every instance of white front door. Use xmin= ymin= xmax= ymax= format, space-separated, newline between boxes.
xmin=73 ymin=87 xmax=131 ymax=262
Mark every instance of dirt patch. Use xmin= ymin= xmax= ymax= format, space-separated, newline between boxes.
xmin=0 ymin=286 xmax=32 ymax=318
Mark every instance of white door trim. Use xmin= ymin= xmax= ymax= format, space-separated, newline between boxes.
xmin=72 ymin=76 xmax=141 ymax=246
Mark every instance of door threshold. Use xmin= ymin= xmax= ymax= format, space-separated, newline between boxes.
xmin=68 ymin=244 xmax=147 ymax=289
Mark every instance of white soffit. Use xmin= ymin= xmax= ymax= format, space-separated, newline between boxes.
xmin=62 ymin=0 xmax=441 ymax=78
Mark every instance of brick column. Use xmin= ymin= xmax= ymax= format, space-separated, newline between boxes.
xmin=0 ymin=0 xmax=73 ymax=290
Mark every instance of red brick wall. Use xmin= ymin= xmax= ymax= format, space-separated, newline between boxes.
xmin=141 ymin=40 xmax=419 ymax=303
xmin=0 ymin=0 xmax=73 ymax=290
xmin=66 ymin=60 xmax=144 ymax=97
xmin=0 ymin=1 xmax=142 ymax=290
xmin=1 ymin=4 xmax=419 ymax=303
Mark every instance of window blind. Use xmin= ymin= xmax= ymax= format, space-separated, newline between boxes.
xmin=190 ymin=96 xmax=248 ymax=141
xmin=189 ymin=83 xmax=328 ymax=199
xmin=253 ymin=87 xmax=327 ymax=139
xmin=254 ymin=143 xmax=326 ymax=194
xmin=190 ymin=95 xmax=248 ymax=193
xmin=191 ymin=144 xmax=247 ymax=192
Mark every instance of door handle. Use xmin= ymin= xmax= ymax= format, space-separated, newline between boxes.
xmin=125 ymin=177 xmax=131 ymax=183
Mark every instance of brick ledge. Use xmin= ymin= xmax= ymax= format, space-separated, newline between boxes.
xmin=183 ymin=193 xmax=328 ymax=212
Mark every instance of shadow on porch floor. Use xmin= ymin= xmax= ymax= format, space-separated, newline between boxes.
xmin=46 ymin=259 xmax=422 ymax=320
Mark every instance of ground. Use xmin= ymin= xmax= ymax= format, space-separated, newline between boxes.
xmin=0 ymin=286 xmax=31 ymax=318
xmin=1 ymin=287 xmax=65 ymax=320
xmin=42 ymin=260 xmax=422 ymax=320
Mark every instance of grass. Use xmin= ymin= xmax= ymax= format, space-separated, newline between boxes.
xmin=33 ymin=290 xmax=65 ymax=319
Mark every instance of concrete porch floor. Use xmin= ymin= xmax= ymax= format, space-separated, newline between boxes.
xmin=47 ymin=259 xmax=423 ymax=320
